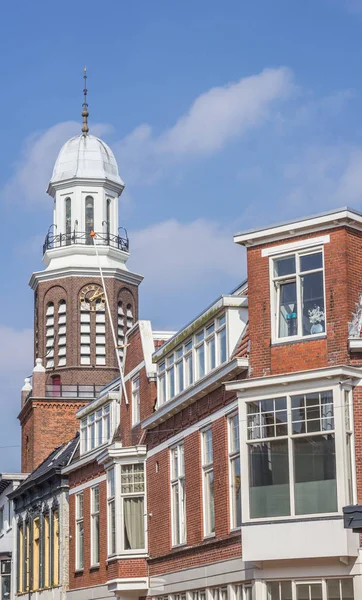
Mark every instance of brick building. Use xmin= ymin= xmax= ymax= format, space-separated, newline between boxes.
xmin=12 ymin=84 xmax=362 ymax=600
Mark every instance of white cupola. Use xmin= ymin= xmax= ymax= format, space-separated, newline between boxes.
xmin=40 ymin=69 xmax=131 ymax=275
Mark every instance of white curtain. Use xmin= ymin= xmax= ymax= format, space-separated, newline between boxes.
xmin=124 ymin=497 xmax=144 ymax=549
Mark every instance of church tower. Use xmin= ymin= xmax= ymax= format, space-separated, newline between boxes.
xmin=19 ymin=72 xmax=143 ymax=473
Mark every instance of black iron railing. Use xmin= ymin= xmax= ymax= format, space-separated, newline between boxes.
xmin=43 ymin=228 xmax=129 ymax=255
xmin=45 ymin=384 xmax=104 ymax=399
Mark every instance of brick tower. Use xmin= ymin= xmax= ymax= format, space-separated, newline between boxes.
xmin=19 ymin=78 xmax=143 ymax=472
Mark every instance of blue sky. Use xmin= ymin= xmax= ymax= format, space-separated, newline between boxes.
xmin=1 ymin=0 xmax=362 ymax=471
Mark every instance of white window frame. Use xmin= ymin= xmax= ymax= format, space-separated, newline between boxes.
xmin=120 ymin=463 xmax=146 ymax=551
xmin=75 ymin=492 xmax=84 ymax=570
xmin=240 ymin=382 xmax=353 ymax=523
xmin=265 ymin=577 xmax=355 ymax=599
xmin=201 ymin=427 xmax=215 ymax=537
xmin=80 ymin=402 xmax=113 ymax=455
xmin=132 ymin=377 xmax=141 ymax=426
xmin=170 ymin=443 xmax=186 ymax=546
xmin=90 ymin=485 xmax=100 ymax=566
xmin=157 ymin=313 xmax=227 ymax=406
xmin=107 ymin=468 xmax=116 ymax=556
xmin=270 ymin=247 xmax=326 ymax=344
xmin=228 ymin=412 xmax=241 ymax=530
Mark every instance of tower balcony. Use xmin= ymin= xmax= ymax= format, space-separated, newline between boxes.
xmin=43 ymin=227 xmax=129 ymax=256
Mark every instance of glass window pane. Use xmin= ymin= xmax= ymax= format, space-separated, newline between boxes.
xmin=85 ymin=196 xmax=94 ymax=244
xmin=274 ymin=256 xmax=296 ymax=277
xmin=249 ymin=440 xmax=290 ymax=518
xmin=124 ymin=497 xmax=145 ymax=549
xmin=207 ymin=337 xmax=216 ymax=371
xmin=197 ymin=344 xmax=205 ymax=379
xmin=301 ymin=271 xmax=325 ymax=336
xmin=168 ymin=366 xmax=175 ymax=398
xmin=218 ymin=327 xmax=227 ymax=363
xmin=294 ymin=434 xmax=337 ymax=515
xmin=341 ymin=579 xmax=354 ymax=600
xmin=177 ymin=360 xmax=184 ymax=393
xmin=278 ymin=281 xmax=297 ymax=337
xmin=300 ymin=252 xmax=323 ymax=272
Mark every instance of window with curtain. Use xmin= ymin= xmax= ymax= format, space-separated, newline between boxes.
xmin=85 ymin=196 xmax=94 ymax=244
xmin=247 ymin=391 xmax=337 ymax=519
xmin=91 ymin=486 xmax=100 ymax=565
xmin=57 ymin=300 xmax=66 ymax=366
xmin=170 ymin=443 xmax=186 ymax=546
xmin=65 ymin=197 xmax=71 ymax=244
xmin=121 ymin=464 xmax=145 ymax=550
xmin=75 ymin=494 xmax=84 ymax=569
xmin=228 ymin=413 xmax=241 ymax=529
xmin=201 ymin=428 xmax=215 ymax=536
xmin=45 ymin=303 xmax=55 ymax=368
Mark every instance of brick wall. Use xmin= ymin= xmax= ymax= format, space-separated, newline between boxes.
xmin=247 ymin=227 xmax=362 ymax=377
xmin=19 ymin=399 xmax=86 ymax=473
xmin=147 ymin=413 xmax=241 ymax=576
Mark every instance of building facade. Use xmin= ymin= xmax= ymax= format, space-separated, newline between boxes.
xmin=0 ymin=475 xmax=28 ymax=600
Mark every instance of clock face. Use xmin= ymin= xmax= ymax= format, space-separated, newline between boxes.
xmin=79 ymin=284 xmax=106 ymax=312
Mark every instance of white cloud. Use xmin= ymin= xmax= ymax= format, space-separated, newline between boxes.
xmin=114 ymin=67 xmax=293 ymax=184
xmin=282 ymin=145 xmax=362 ymax=215
xmin=0 ymin=326 xmax=33 ymax=375
xmin=1 ymin=121 xmax=113 ymax=207
xmin=128 ymin=218 xmax=243 ymax=290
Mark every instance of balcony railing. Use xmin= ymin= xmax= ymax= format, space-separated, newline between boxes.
xmin=45 ymin=384 xmax=103 ymax=399
xmin=43 ymin=228 xmax=129 ymax=255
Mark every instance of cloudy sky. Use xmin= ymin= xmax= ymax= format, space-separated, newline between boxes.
xmin=0 ymin=0 xmax=362 ymax=470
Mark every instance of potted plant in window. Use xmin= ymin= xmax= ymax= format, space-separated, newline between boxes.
xmin=308 ymin=306 xmax=325 ymax=334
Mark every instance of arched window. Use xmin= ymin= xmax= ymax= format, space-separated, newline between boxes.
xmin=106 ymin=198 xmax=111 ymax=242
xmin=65 ymin=197 xmax=71 ymax=245
xmin=58 ymin=301 xmax=66 ymax=366
xmin=117 ymin=301 xmax=125 ymax=362
xmin=45 ymin=303 xmax=55 ymax=368
xmin=85 ymin=196 xmax=94 ymax=245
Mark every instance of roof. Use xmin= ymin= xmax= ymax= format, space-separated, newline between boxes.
xmin=48 ymin=134 xmax=124 ymax=194
xmin=234 ymin=207 xmax=362 ymax=247
xmin=10 ymin=436 xmax=78 ymax=498
xmin=233 ymin=323 xmax=250 ymax=358
xmin=0 ymin=473 xmax=28 ymax=496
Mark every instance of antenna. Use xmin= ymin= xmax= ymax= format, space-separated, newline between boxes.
xmin=82 ymin=66 xmax=89 ymax=136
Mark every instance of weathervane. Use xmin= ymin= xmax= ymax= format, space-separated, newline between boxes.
xmin=82 ymin=66 xmax=89 ymax=136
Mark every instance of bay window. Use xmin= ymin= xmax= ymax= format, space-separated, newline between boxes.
xmin=267 ymin=578 xmax=354 ymax=599
xmin=157 ymin=314 xmax=227 ymax=405
xmin=107 ymin=468 xmax=116 ymax=555
xmin=247 ymin=391 xmax=337 ymax=519
xmin=228 ymin=413 xmax=241 ymax=529
xmin=272 ymin=249 xmax=325 ymax=340
xmin=121 ymin=464 xmax=145 ymax=550
xmin=171 ymin=443 xmax=186 ymax=546
xmin=202 ymin=428 xmax=215 ymax=536
xmin=80 ymin=403 xmax=112 ymax=454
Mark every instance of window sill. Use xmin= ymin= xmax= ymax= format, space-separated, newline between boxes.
xmin=90 ymin=564 xmax=100 ymax=571
xmin=243 ymin=512 xmax=341 ymax=526
xmin=107 ymin=551 xmax=148 ymax=563
xmin=74 ymin=569 xmax=84 ymax=575
xmin=203 ymin=533 xmax=216 ymax=540
xmin=271 ymin=333 xmax=326 ymax=347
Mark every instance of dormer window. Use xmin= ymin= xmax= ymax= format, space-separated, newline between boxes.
xmin=157 ymin=314 xmax=227 ymax=406
xmin=272 ymin=250 xmax=325 ymax=341
xmin=80 ymin=403 xmax=112 ymax=454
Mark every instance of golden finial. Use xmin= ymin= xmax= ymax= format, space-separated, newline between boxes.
xmin=82 ymin=66 xmax=89 ymax=136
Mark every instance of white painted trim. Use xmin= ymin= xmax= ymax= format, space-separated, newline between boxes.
xmin=261 ymin=235 xmax=330 ymax=257
xmin=107 ymin=577 xmax=149 ymax=592
xmin=124 ymin=361 xmax=145 ymax=382
xmin=69 ymin=474 xmax=106 ymax=495
xmin=143 ymin=358 xmax=247 ymax=430
xmin=62 ymin=445 xmax=105 ymax=474
xmin=348 ymin=338 xmax=362 ymax=352
xmin=147 ymin=400 xmax=238 ymax=458
xmin=29 ymin=265 xmax=143 ymax=290
xmin=225 ymin=365 xmax=362 ymax=393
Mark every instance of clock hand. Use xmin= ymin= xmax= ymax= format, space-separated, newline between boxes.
xmin=89 ymin=290 xmax=104 ymax=302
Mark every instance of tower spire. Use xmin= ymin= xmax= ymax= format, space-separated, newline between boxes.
xmin=82 ymin=66 xmax=89 ymax=136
